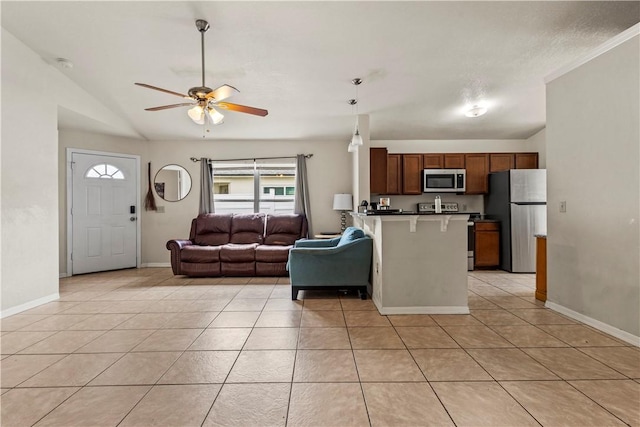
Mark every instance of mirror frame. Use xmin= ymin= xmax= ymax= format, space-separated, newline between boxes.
xmin=154 ymin=164 xmax=192 ymax=202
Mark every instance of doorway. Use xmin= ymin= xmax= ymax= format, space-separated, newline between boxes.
xmin=67 ymin=149 xmax=140 ymax=275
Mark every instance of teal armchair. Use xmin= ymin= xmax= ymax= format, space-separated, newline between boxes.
xmin=287 ymin=227 xmax=373 ymax=300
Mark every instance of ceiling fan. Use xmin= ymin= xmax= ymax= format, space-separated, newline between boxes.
xmin=135 ymin=19 xmax=268 ymax=126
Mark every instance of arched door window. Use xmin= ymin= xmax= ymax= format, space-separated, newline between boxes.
xmin=85 ymin=164 xmax=125 ymax=180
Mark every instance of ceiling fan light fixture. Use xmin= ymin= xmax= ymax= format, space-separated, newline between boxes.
xmin=207 ymin=106 xmax=224 ymax=125
xmin=187 ymin=105 xmax=205 ymax=124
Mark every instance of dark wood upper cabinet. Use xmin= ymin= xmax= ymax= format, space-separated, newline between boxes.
xmin=370 ymin=148 xmax=388 ymax=194
xmin=423 ymin=154 xmax=444 ymax=169
xmin=444 ymin=154 xmax=465 ymax=169
xmin=401 ymin=154 xmax=423 ymax=194
xmin=515 ymin=153 xmax=539 ymax=169
xmin=489 ymin=153 xmax=515 ymax=172
xmin=464 ymin=153 xmax=489 ymax=194
xmin=386 ymin=154 xmax=402 ymax=195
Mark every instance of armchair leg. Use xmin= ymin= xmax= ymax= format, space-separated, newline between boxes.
xmin=291 ymin=288 xmax=299 ymax=301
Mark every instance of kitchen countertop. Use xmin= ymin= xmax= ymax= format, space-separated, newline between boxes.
xmin=364 ymin=211 xmax=479 ymax=216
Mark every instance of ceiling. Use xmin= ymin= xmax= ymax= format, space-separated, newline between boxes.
xmin=2 ymin=1 xmax=638 ymax=142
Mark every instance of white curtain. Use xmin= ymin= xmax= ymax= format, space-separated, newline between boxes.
xmin=294 ymin=154 xmax=313 ymax=237
xmin=199 ymin=158 xmax=214 ymax=214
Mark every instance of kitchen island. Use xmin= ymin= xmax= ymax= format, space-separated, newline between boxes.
xmin=351 ymin=212 xmax=470 ymax=314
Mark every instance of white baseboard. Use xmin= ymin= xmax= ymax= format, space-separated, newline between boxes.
xmin=545 ymin=301 xmax=640 ymax=347
xmin=59 ymin=273 xmax=69 ymax=278
xmin=372 ymin=297 xmax=469 ymax=315
xmin=141 ymin=263 xmax=171 ymax=268
xmin=1 ymin=293 xmax=60 ymax=318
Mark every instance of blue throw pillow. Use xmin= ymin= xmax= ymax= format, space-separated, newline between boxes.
xmin=338 ymin=227 xmax=365 ymax=246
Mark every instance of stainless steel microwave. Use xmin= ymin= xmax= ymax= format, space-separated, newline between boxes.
xmin=423 ymin=169 xmax=466 ymax=193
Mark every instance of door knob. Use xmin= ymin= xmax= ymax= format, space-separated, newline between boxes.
xmin=130 ymin=217 xmax=137 ymax=222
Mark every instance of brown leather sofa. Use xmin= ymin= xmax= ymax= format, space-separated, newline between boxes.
xmin=166 ymin=213 xmax=308 ymax=277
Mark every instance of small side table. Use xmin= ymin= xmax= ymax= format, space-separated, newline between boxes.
xmin=314 ymin=233 xmax=342 ymax=240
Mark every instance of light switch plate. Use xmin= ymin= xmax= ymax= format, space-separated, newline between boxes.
xmin=559 ymin=201 xmax=566 ymax=213
xmin=156 ymin=206 xmax=165 ymax=213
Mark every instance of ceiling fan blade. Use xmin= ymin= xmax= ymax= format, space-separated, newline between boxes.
xmin=135 ymin=83 xmax=190 ymax=99
xmin=145 ymin=103 xmax=195 ymax=111
xmin=217 ymin=102 xmax=268 ymax=117
xmin=206 ymin=84 xmax=240 ymax=102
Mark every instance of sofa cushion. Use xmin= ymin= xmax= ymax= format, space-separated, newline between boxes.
xmin=255 ymin=245 xmax=293 ymax=263
xmin=338 ymin=227 xmax=365 ymax=246
xmin=220 ymin=243 xmax=259 ymax=262
xmin=180 ymin=246 xmax=221 ymax=263
xmin=230 ymin=213 xmax=265 ymax=244
xmin=221 ymin=262 xmax=256 ymax=276
xmin=264 ymin=214 xmax=305 ymax=245
xmin=193 ymin=214 xmax=232 ymax=246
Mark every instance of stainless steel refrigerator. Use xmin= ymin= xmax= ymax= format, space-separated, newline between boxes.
xmin=485 ymin=170 xmax=546 ymax=273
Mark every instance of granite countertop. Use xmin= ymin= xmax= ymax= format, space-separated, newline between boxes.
xmin=363 ymin=211 xmax=479 ymax=216
xmin=535 ymin=234 xmax=547 ymax=238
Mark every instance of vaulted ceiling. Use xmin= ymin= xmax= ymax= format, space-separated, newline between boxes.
xmin=2 ymin=1 xmax=638 ymax=141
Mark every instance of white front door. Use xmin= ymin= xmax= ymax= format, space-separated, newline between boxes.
xmin=71 ymin=152 xmax=138 ymax=274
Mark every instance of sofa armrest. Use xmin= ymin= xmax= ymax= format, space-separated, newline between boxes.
xmin=294 ymin=237 xmax=340 ymax=248
xmin=166 ymin=239 xmax=194 ymax=251
xmin=166 ymin=239 xmax=194 ymax=275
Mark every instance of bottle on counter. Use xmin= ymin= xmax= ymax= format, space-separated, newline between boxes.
xmin=435 ymin=195 xmax=442 ymax=214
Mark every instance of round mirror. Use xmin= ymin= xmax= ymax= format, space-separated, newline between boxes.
xmin=154 ymin=164 xmax=192 ymax=202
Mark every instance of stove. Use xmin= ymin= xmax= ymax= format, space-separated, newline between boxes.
xmin=417 ymin=202 xmax=474 ymax=271
xmin=417 ymin=202 xmax=459 ymax=213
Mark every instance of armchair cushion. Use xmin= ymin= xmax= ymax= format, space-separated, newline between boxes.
xmin=338 ymin=227 xmax=365 ymax=246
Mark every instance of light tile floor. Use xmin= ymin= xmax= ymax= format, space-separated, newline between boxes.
xmin=1 ymin=268 xmax=639 ymax=426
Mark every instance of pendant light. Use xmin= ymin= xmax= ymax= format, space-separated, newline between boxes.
xmin=348 ymin=78 xmax=363 ymax=151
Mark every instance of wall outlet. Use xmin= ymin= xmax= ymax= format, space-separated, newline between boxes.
xmin=156 ymin=206 xmax=165 ymax=213
xmin=559 ymin=201 xmax=566 ymax=213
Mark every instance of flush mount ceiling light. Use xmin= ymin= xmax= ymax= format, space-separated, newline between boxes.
xmin=56 ymin=58 xmax=73 ymax=69
xmin=464 ymin=105 xmax=488 ymax=118
xmin=348 ymin=78 xmax=363 ymax=151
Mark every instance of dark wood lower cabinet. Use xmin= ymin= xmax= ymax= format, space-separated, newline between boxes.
xmin=475 ymin=221 xmax=500 ymax=269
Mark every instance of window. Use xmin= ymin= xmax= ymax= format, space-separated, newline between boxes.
xmin=86 ymin=164 xmax=124 ymax=179
xmin=262 ymin=186 xmax=295 ymax=196
xmin=212 ymin=160 xmax=296 ymax=214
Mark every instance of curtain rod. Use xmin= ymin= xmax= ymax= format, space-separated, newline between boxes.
xmin=191 ymin=154 xmax=313 ymax=162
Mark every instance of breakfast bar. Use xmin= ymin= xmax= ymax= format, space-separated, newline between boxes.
xmin=351 ymin=213 xmax=470 ymax=315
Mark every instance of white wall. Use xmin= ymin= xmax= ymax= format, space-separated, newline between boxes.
xmin=526 ymin=128 xmax=546 ymax=168
xmin=1 ymin=30 xmax=60 ymax=314
xmin=372 ymin=138 xmax=541 ymax=153
xmin=546 ymin=32 xmax=639 ymax=340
